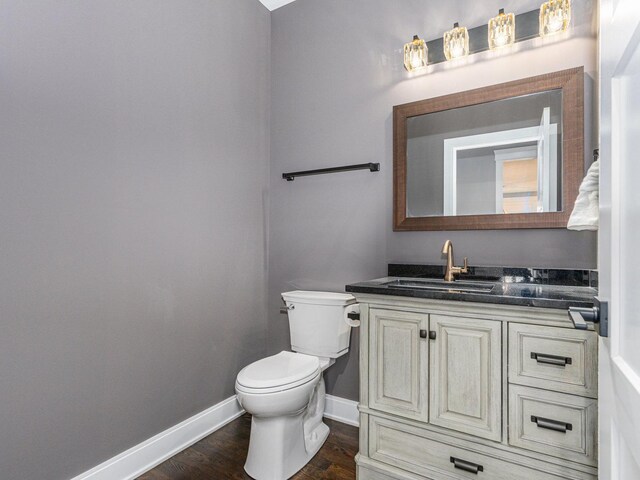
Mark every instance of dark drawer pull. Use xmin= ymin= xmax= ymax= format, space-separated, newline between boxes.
xmin=530 ymin=352 xmax=572 ymax=366
xmin=531 ymin=415 xmax=573 ymax=433
xmin=420 ymin=329 xmax=428 ymax=338
xmin=450 ymin=457 xmax=484 ymax=474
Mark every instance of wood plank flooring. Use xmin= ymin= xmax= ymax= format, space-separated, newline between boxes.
xmin=137 ymin=414 xmax=359 ymax=480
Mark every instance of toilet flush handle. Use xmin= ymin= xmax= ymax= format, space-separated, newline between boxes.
xmin=344 ymin=304 xmax=361 ymax=327
xmin=279 ymin=302 xmax=295 ymax=314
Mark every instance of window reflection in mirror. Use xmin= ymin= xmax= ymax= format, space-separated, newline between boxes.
xmin=501 ymin=157 xmax=539 ymax=214
xmin=405 ymin=90 xmax=562 ymax=218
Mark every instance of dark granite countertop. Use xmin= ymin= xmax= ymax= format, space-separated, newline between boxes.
xmin=345 ymin=264 xmax=598 ymax=310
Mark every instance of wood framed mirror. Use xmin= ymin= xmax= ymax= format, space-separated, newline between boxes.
xmin=393 ymin=67 xmax=584 ymax=231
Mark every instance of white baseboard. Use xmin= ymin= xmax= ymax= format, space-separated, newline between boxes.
xmin=70 ymin=395 xmax=244 ymax=480
xmin=324 ymin=394 xmax=359 ymax=427
xmin=71 ymin=393 xmax=358 ymax=480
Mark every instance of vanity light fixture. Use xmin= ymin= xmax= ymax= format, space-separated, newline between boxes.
xmin=404 ymin=35 xmax=428 ymax=71
xmin=488 ymin=8 xmax=516 ymax=50
xmin=443 ymin=23 xmax=469 ymax=60
xmin=539 ymin=0 xmax=571 ymax=37
xmin=403 ymin=5 xmax=572 ymax=72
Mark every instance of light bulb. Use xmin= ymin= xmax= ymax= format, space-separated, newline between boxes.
xmin=494 ymin=34 xmax=508 ymax=47
xmin=450 ymin=42 xmax=465 ymax=58
xmin=547 ymin=13 xmax=563 ymax=32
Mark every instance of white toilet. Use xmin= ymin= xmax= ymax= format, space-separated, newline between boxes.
xmin=235 ymin=290 xmax=359 ymax=480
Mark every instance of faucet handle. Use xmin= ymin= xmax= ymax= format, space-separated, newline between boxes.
xmin=461 ymin=257 xmax=469 ymax=273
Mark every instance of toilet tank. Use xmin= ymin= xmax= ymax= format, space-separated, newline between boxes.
xmin=281 ymin=291 xmax=357 ymax=358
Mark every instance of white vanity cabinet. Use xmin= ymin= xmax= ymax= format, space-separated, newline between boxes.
xmin=356 ymin=294 xmax=598 ymax=480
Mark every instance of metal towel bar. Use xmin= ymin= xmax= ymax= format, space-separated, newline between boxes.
xmin=282 ymin=162 xmax=380 ymax=181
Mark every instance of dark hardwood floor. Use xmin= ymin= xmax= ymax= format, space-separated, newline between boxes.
xmin=137 ymin=414 xmax=359 ymax=480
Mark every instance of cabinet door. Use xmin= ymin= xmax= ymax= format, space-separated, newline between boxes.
xmin=369 ymin=308 xmax=428 ymax=422
xmin=429 ymin=314 xmax=502 ymax=441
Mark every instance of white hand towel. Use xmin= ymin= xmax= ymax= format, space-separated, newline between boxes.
xmin=567 ymin=159 xmax=599 ymax=231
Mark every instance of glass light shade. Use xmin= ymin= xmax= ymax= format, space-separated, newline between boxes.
xmin=404 ymin=35 xmax=428 ymax=71
xmin=488 ymin=9 xmax=516 ymax=50
xmin=539 ymin=0 xmax=571 ymax=37
xmin=443 ymin=23 xmax=469 ymax=60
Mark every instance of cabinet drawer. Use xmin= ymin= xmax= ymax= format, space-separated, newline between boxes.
xmin=509 ymin=385 xmax=597 ymax=466
xmin=508 ymin=323 xmax=597 ymax=397
xmin=369 ymin=416 xmax=566 ymax=480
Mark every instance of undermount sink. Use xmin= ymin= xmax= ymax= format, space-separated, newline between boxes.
xmin=383 ymin=278 xmax=496 ymax=294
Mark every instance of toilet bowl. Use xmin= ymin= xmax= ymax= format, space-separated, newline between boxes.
xmin=236 ymin=351 xmax=330 ymax=479
xmin=235 ymin=291 xmax=359 ymax=480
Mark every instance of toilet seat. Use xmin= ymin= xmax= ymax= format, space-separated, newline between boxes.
xmin=236 ymin=351 xmax=321 ymax=394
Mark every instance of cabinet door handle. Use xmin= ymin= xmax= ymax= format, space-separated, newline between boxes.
xmin=429 ymin=330 xmax=437 ymax=340
xmin=531 ymin=415 xmax=573 ymax=433
xmin=530 ymin=352 xmax=572 ymax=366
xmin=420 ymin=329 xmax=428 ymax=339
xmin=450 ymin=457 xmax=484 ymax=474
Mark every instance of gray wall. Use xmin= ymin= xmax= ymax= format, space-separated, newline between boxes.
xmin=0 ymin=1 xmax=270 ymax=479
xmin=270 ymin=0 xmax=597 ymax=401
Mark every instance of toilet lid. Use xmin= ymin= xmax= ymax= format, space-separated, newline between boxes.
xmin=236 ymin=351 xmax=320 ymax=389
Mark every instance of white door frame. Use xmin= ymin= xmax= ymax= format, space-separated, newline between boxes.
xmin=443 ymin=120 xmax=557 ymax=216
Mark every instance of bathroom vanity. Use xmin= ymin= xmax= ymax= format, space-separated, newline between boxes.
xmin=347 ymin=265 xmax=599 ymax=480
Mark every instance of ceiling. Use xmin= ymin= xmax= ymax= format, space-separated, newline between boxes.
xmin=259 ymin=0 xmax=297 ymax=11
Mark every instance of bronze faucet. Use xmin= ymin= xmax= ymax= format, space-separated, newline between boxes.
xmin=442 ymin=240 xmax=468 ymax=282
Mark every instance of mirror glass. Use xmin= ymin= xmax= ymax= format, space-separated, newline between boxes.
xmin=405 ymin=90 xmax=563 ymax=218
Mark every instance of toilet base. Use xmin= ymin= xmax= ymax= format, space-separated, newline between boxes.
xmin=244 ymin=379 xmax=329 ymax=480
